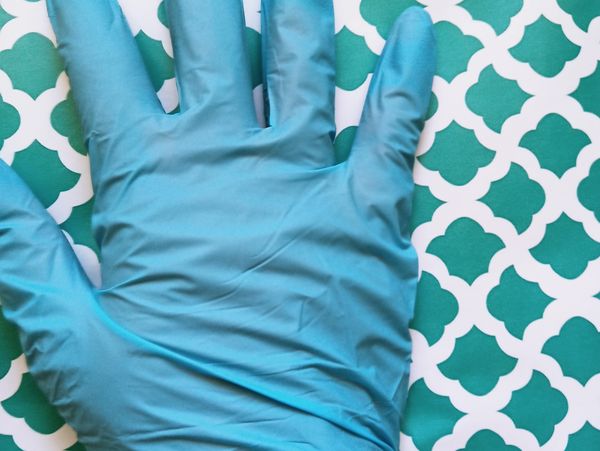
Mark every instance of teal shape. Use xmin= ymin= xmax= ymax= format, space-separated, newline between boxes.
xmin=460 ymin=0 xmax=523 ymax=34
xmin=426 ymin=91 xmax=438 ymax=120
xmin=418 ymin=121 xmax=494 ymax=185
xmin=0 ymin=307 xmax=22 ymax=379
xmin=427 ymin=218 xmax=505 ymax=284
xmin=334 ymin=126 xmax=356 ymax=164
xmin=10 ymin=141 xmax=80 ymax=208
xmin=335 ymin=27 xmax=378 ymax=91
xmin=466 ymin=65 xmax=532 ymax=132
xmin=530 ymin=214 xmax=600 ymax=279
xmin=157 ymin=1 xmax=168 ymax=27
xmin=0 ymin=435 xmax=19 ymax=451
xmin=510 ymin=17 xmax=580 ymax=78
xmin=578 ymin=159 xmax=600 ymax=221
xmin=50 ymin=91 xmax=87 ymax=155
xmin=359 ymin=0 xmax=422 ymax=39
xmin=135 ymin=31 xmax=175 ymax=92
xmin=520 ymin=114 xmax=590 ymax=177
xmin=439 ymin=327 xmax=517 ymax=395
xmin=0 ymin=33 xmax=63 ymax=98
xmin=487 ymin=266 xmax=553 ymax=339
xmin=558 ymin=0 xmax=600 ymax=31
xmin=60 ymin=198 xmax=99 ymax=255
xmin=572 ymin=66 xmax=600 ymax=117
xmin=460 ymin=429 xmax=520 ymax=451
xmin=0 ymin=5 xmax=14 ymax=30
xmin=246 ymin=27 xmax=263 ymax=89
xmin=1 ymin=372 xmax=65 ymax=434
xmin=542 ymin=317 xmax=600 ymax=385
xmin=0 ymin=95 xmax=20 ymax=146
xmin=400 ymin=379 xmax=465 ymax=451
xmin=481 ymin=163 xmax=545 ymax=233
xmin=433 ymin=21 xmax=483 ymax=82
xmin=501 ymin=371 xmax=568 ymax=445
xmin=410 ymin=272 xmax=459 ymax=345
xmin=566 ymin=422 xmax=600 ymax=450
xmin=410 ymin=184 xmax=444 ymax=232
xmin=67 ymin=442 xmax=87 ymax=451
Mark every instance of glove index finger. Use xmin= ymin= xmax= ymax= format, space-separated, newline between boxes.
xmin=47 ymin=0 xmax=163 ymax=138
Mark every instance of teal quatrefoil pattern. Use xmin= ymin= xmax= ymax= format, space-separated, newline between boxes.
xmin=0 ymin=0 xmax=599 ymax=450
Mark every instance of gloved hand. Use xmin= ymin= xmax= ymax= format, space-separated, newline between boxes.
xmin=0 ymin=0 xmax=435 ymax=449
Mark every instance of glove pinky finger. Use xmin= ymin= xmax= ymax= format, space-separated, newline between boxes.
xmin=347 ymin=7 xmax=436 ymax=228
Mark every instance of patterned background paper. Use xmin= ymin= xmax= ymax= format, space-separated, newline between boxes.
xmin=0 ymin=0 xmax=599 ymax=449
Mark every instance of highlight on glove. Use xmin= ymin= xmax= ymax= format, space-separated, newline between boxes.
xmin=0 ymin=0 xmax=435 ymax=449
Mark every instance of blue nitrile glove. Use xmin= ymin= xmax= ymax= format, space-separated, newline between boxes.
xmin=0 ymin=0 xmax=435 ymax=449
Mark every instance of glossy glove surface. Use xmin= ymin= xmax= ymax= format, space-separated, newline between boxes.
xmin=0 ymin=0 xmax=435 ymax=449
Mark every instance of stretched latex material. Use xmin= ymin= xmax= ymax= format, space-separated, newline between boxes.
xmin=0 ymin=0 xmax=435 ymax=449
